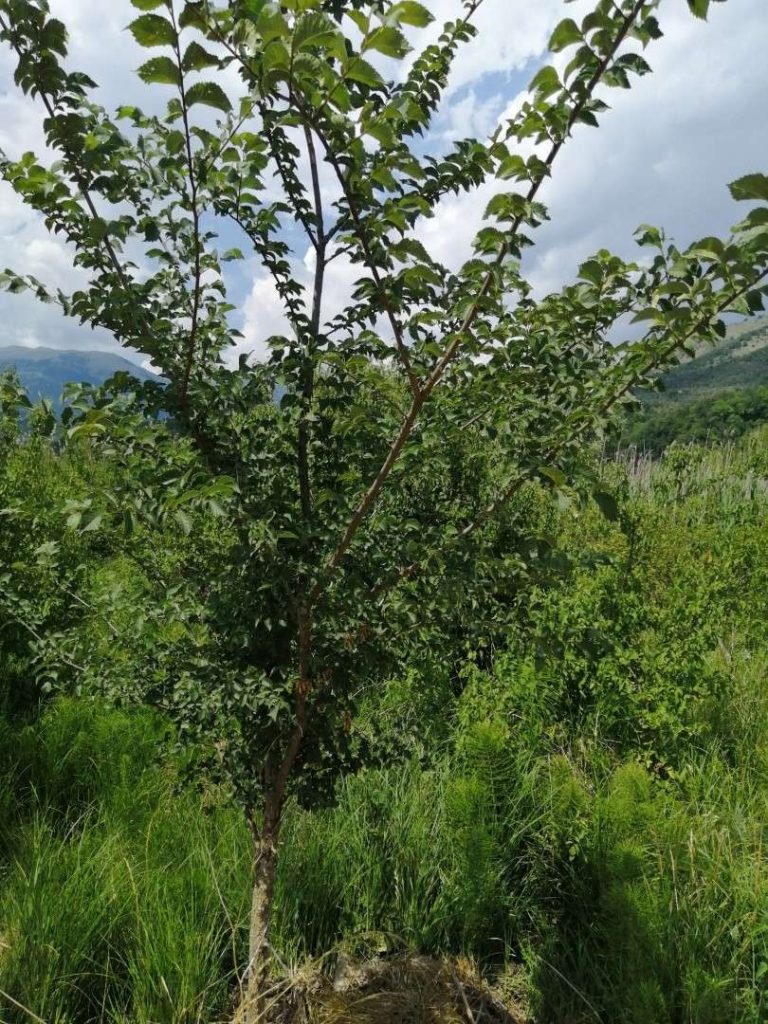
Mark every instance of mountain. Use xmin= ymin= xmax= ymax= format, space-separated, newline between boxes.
xmin=0 ymin=346 xmax=156 ymax=408
xmin=623 ymin=314 xmax=768 ymax=450
xmin=645 ymin=314 xmax=768 ymax=405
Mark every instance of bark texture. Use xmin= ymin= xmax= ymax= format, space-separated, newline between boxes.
xmin=241 ymin=828 xmax=279 ymax=1023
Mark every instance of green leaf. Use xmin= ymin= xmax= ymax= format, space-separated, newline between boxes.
xmin=634 ymin=223 xmax=663 ymax=248
xmin=578 ymin=259 xmax=603 ymax=286
xmin=594 ymin=490 xmax=619 ymax=522
xmin=529 ymin=64 xmax=560 ymax=99
xmin=729 ymin=174 xmax=768 ymax=203
xmin=497 ymin=155 xmax=527 ymax=181
xmin=239 ymin=0 xmax=267 ymax=17
xmin=185 ymin=80 xmax=232 ymax=113
xmin=687 ymin=0 xmax=710 ymax=18
xmin=182 ymin=41 xmax=220 ymax=72
xmin=548 ymin=17 xmax=582 ymax=53
xmin=347 ymin=10 xmax=369 ymax=34
xmin=365 ymin=26 xmax=411 ymax=58
xmin=344 ymin=57 xmax=385 ymax=89
xmin=179 ymin=2 xmax=207 ymax=30
xmin=688 ymin=236 xmax=725 ymax=260
xmin=130 ymin=0 xmax=167 ymax=9
xmin=174 ymin=509 xmax=193 ymax=535
xmin=138 ymin=56 xmax=181 ymax=86
xmin=127 ymin=13 xmax=176 ymax=48
xmin=388 ymin=1 xmax=433 ymax=27
xmin=631 ymin=307 xmax=664 ymax=324
xmin=293 ymin=12 xmax=339 ymax=51
xmin=539 ymin=465 xmax=567 ymax=487
xmin=81 ymin=514 xmax=103 ymax=533
xmin=87 ymin=217 xmax=108 ymax=243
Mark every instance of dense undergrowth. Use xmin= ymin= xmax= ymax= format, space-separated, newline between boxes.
xmin=2 ymin=431 xmax=768 ymax=1023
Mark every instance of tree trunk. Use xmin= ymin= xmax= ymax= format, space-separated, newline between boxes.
xmin=240 ymin=826 xmax=279 ymax=1023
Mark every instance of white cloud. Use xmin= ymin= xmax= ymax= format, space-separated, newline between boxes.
xmin=411 ymin=0 xmax=572 ymax=95
xmin=524 ymin=0 xmax=768 ymax=294
xmin=237 ymin=248 xmax=368 ymax=366
xmin=239 ymin=272 xmax=289 ymax=364
xmin=420 ymin=0 xmax=768 ymax=297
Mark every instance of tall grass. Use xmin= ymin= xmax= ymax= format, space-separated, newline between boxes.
xmin=0 ymin=701 xmax=251 ymax=1023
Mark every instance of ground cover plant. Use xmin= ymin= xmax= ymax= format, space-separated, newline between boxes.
xmin=1 ymin=0 xmax=768 ymax=1017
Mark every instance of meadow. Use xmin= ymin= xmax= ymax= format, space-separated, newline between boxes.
xmin=2 ymin=429 xmax=768 ymax=1023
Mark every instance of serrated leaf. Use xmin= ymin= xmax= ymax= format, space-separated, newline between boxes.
xmin=634 ymin=223 xmax=663 ymax=247
xmin=186 ymin=80 xmax=232 ymax=113
xmin=182 ymin=41 xmax=220 ymax=72
xmin=687 ymin=0 xmax=710 ymax=18
xmin=344 ymin=56 xmax=385 ymax=89
xmin=347 ymin=9 xmax=369 ymax=34
xmin=578 ymin=259 xmax=603 ymax=286
xmin=548 ymin=17 xmax=581 ymax=53
xmin=631 ymin=307 xmax=664 ymax=324
xmin=539 ymin=465 xmax=567 ymax=487
xmin=179 ymin=2 xmax=207 ymax=30
xmin=365 ymin=25 xmax=411 ymax=58
xmin=81 ymin=514 xmax=103 ymax=533
xmin=128 ymin=13 xmax=176 ymax=48
xmin=529 ymin=64 xmax=560 ymax=99
xmin=729 ymin=174 xmax=768 ymax=203
xmin=688 ymin=236 xmax=724 ymax=260
xmin=87 ymin=216 xmax=108 ymax=243
xmin=389 ymin=1 xmax=433 ymax=27
xmin=138 ymin=55 xmax=181 ymax=86
xmin=497 ymin=154 xmax=527 ymax=181
xmin=174 ymin=509 xmax=193 ymax=535
xmin=293 ymin=11 xmax=339 ymax=51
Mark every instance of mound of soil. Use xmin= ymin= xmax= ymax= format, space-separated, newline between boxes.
xmin=236 ymin=953 xmax=524 ymax=1024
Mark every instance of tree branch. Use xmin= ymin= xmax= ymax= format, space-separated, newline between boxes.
xmin=309 ymin=0 xmax=647 ymax=603
xmin=302 ymin=117 xmax=421 ymax=399
xmin=0 ymin=13 xmax=132 ymax=297
xmin=170 ymin=2 xmax=204 ymax=410
xmin=299 ymin=122 xmax=326 ymax=523
xmin=370 ymin=266 xmax=768 ymax=601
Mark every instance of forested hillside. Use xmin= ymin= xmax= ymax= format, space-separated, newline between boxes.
xmin=647 ymin=315 xmax=768 ymax=403
xmin=625 ymin=317 xmax=768 ymax=449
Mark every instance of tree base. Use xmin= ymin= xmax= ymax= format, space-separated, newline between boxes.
xmin=233 ymin=951 xmax=522 ymax=1023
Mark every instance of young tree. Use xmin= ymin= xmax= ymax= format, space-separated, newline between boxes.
xmin=1 ymin=0 xmax=767 ymax=1013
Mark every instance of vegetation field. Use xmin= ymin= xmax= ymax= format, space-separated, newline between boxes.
xmin=3 ymin=422 xmax=768 ymax=1023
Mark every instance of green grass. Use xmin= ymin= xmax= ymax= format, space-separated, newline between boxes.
xmin=0 ymin=702 xmax=251 ymax=1023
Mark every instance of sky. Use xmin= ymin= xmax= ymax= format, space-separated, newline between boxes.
xmin=0 ymin=0 xmax=766 ymax=368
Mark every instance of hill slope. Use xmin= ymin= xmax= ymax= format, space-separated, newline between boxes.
xmin=0 ymin=346 xmax=155 ymax=406
xmin=646 ymin=314 xmax=768 ymax=404
xmin=623 ymin=315 xmax=768 ymax=450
